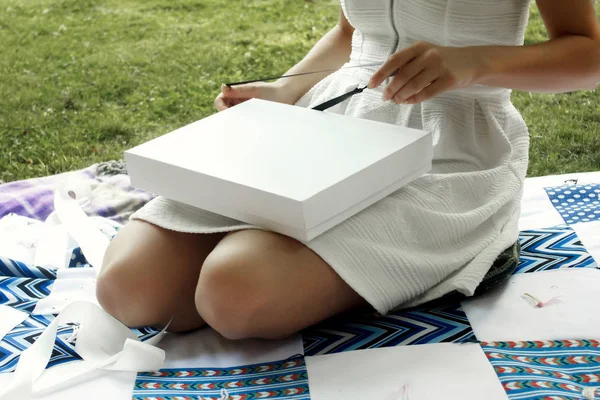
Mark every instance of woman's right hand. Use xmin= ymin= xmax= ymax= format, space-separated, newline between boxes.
xmin=214 ymin=82 xmax=297 ymax=112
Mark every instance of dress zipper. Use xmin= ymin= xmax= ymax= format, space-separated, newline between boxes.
xmin=386 ymin=0 xmax=400 ymax=86
xmin=388 ymin=0 xmax=400 ymax=56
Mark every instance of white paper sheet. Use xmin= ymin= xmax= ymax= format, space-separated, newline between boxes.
xmin=0 ymin=366 xmax=136 ymax=400
xmin=519 ymin=180 xmax=565 ymax=231
xmin=36 ymin=370 xmax=136 ymax=400
xmin=305 ymin=343 xmax=508 ymax=400
xmin=0 ymin=305 xmax=28 ymax=341
xmin=159 ymin=328 xmax=304 ymax=369
xmin=33 ymin=268 xmax=98 ymax=315
xmin=574 ymin=221 xmax=600 ymax=266
xmin=462 ymin=269 xmax=600 ymax=342
xmin=0 ymin=301 xmax=166 ymax=400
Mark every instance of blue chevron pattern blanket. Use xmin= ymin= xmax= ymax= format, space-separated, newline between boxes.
xmin=0 ymin=169 xmax=599 ymax=400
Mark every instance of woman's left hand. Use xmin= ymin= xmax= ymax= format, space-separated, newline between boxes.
xmin=368 ymin=41 xmax=482 ymax=104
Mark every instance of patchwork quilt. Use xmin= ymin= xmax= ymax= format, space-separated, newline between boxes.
xmin=0 ymin=166 xmax=599 ymax=400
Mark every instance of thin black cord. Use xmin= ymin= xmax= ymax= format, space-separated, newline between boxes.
xmin=224 ymin=63 xmax=381 ymax=87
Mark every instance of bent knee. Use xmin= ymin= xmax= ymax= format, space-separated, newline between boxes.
xmin=96 ymin=257 xmax=137 ymax=326
xmin=96 ymin=253 xmax=161 ymax=328
xmin=195 ymin=242 xmax=289 ymax=340
xmin=195 ymin=249 xmax=255 ymax=339
xmin=97 ymin=221 xmax=214 ymax=329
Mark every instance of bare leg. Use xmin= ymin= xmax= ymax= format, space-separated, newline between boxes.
xmin=195 ymin=229 xmax=367 ymax=340
xmin=96 ymin=220 xmax=225 ymax=332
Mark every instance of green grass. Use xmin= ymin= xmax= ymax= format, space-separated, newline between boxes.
xmin=515 ymin=5 xmax=600 ymax=176
xmin=0 ymin=0 xmax=598 ymax=182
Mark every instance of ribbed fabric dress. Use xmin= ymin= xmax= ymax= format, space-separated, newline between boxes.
xmin=131 ymin=0 xmax=532 ymax=314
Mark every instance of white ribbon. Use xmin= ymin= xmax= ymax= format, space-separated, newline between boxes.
xmin=0 ymin=181 xmax=165 ymax=399
xmin=0 ymin=301 xmax=167 ymax=399
xmin=52 ymin=189 xmax=110 ymax=274
xmin=33 ymin=223 xmax=73 ymax=270
xmin=32 ymin=268 xmax=98 ymax=315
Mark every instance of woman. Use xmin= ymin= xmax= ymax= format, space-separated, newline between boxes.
xmin=97 ymin=0 xmax=600 ymax=339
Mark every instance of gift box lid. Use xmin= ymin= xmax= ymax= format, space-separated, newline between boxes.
xmin=125 ymin=98 xmax=432 ymax=241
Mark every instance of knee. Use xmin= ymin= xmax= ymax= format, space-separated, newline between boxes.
xmin=195 ymin=247 xmax=277 ymax=340
xmin=96 ymin=248 xmax=152 ymax=327
xmin=96 ymin=257 xmax=133 ymax=326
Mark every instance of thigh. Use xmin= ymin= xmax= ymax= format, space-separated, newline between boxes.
xmin=196 ymin=229 xmax=367 ymax=339
xmin=98 ymin=220 xmax=225 ymax=331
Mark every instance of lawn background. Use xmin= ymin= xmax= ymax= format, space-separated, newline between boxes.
xmin=0 ymin=0 xmax=598 ymax=183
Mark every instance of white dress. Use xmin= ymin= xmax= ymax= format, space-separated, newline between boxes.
xmin=131 ymin=0 xmax=532 ymax=314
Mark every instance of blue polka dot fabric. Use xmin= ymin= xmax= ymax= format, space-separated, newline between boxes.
xmin=545 ymin=184 xmax=600 ymax=225
xmin=68 ymin=247 xmax=88 ymax=269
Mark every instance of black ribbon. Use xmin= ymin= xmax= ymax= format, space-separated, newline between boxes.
xmin=224 ymin=64 xmax=377 ymax=112
xmin=311 ymin=85 xmax=368 ymax=112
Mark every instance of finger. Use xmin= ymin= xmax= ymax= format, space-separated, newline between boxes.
xmin=221 ymin=83 xmax=262 ymax=99
xmin=368 ymin=41 xmax=428 ymax=89
xmin=214 ymin=95 xmax=229 ymax=112
xmin=403 ymin=76 xmax=455 ymax=104
xmin=382 ymin=54 xmax=430 ymax=101
xmin=229 ymin=98 xmax=246 ymax=107
xmin=392 ymin=65 xmax=442 ymax=104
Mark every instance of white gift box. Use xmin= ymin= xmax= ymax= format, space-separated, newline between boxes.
xmin=125 ymin=99 xmax=432 ymax=241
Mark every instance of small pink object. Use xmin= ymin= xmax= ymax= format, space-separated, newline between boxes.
xmin=385 ymin=384 xmax=410 ymax=400
xmin=523 ymin=293 xmax=562 ymax=308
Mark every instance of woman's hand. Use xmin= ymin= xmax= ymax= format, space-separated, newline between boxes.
xmin=214 ymin=82 xmax=297 ymax=112
xmin=368 ymin=41 xmax=482 ymax=104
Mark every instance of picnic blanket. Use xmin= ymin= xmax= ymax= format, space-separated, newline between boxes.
xmin=0 ymin=161 xmax=153 ymax=226
xmin=0 ymin=165 xmax=599 ymax=400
